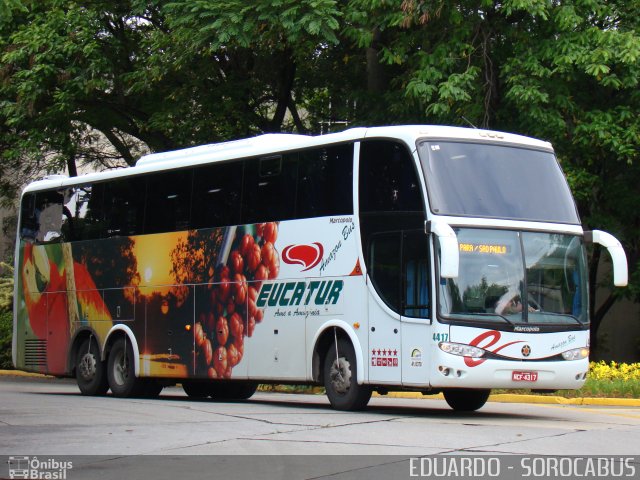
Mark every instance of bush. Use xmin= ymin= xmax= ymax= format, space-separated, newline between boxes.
xmin=0 ymin=262 xmax=13 ymax=313
xmin=588 ymin=361 xmax=640 ymax=381
xmin=0 ymin=311 xmax=12 ymax=369
xmin=0 ymin=262 xmax=13 ymax=369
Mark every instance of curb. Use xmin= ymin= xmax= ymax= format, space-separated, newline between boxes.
xmin=0 ymin=369 xmax=56 ymax=379
xmin=3 ymin=370 xmax=639 ymax=407
xmin=374 ymin=391 xmax=640 ymax=407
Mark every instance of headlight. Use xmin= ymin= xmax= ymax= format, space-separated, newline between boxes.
xmin=439 ymin=342 xmax=485 ymax=358
xmin=562 ymin=347 xmax=589 ymax=361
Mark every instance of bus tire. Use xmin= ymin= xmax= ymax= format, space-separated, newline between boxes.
xmin=209 ymin=382 xmax=258 ymax=400
xmin=444 ymin=389 xmax=491 ymax=412
xmin=107 ymin=338 xmax=144 ymax=397
xmin=323 ymin=337 xmax=371 ymax=411
xmin=75 ymin=337 xmax=109 ymax=396
xmin=182 ymin=381 xmax=210 ymax=398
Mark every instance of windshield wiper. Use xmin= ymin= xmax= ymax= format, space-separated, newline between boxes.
xmin=529 ymin=311 xmax=583 ymax=325
xmin=469 ymin=312 xmax=515 ymax=326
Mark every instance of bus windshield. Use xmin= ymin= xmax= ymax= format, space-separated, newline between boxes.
xmin=439 ymin=229 xmax=588 ymax=326
xmin=417 ymin=141 xmax=580 ymax=224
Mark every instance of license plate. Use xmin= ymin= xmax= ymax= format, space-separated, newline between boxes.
xmin=512 ymin=371 xmax=538 ymax=382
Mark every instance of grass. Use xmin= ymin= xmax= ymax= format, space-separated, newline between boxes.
xmin=494 ymin=378 xmax=640 ymax=399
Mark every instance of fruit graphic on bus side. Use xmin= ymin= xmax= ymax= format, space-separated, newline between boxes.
xmin=192 ymin=222 xmax=279 ymax=379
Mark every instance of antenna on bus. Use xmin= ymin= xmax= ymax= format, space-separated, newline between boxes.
xmin=461 ymin=116 xmax=478 ymax=129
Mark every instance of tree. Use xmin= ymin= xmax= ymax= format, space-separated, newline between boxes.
xmin=344 ymin=0 xmax=640 ymax=356
xmin=0 ymin=0 xmax=345 ymax=186
xmin=1 ymin=0 xmax=158 ymax=198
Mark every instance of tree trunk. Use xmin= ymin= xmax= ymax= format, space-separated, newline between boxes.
xmin=366 ymin=28 xmax=387 ymax=93
xmin=268 ymin=55 xmax=296 ymax=132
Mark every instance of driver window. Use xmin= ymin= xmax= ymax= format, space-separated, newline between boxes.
xmin=368 ymin=229 xmax=431 ymax=318
xmin=403 ymin=230 xmax=430 ymax=318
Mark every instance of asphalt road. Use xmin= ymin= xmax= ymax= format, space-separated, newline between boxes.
xmin=1 ymin=376 xmax=639 ymax=479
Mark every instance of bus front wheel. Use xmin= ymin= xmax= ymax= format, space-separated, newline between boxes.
xmin=443 ymin=389 xmax=491 ymax=412
xmin=76 ymin=337 xmax=109 ymax=396
xmin=107 ymin=338 xmax=144 ymax=397
xmin=323 ymin=337 xmax=371 ymax=411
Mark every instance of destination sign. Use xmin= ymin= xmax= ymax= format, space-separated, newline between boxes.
xmin=459 ymin=243 xmax=509 ymax=255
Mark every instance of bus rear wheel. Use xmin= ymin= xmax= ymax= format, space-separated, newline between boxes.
xmin=76 ymin=337 xmax=109 ymax=396
xmin=443 ymin=389 xmax=491 ymax=412
xmin=323 ymin=337 xmax=371 ymax=411
xmin=107 ymin=338 xmax=144 ymax=397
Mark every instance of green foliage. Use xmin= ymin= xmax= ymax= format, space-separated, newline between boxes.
xmin=0 ymin=311 xmax=12 ymax=369
xmin=0 ymin=263 xmax=13 ymax=314
xmin=0 ymin=263 xmax=13 ymax=370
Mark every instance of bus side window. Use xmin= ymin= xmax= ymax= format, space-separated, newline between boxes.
xmin=145 ymin=169 xmax=193 ymax=234
xmin=192 ymin=161 xmax=243 ymax=229
xmin=61 ymin=185 xmax=94 ymax=242
xmin=19 ymin=193 xmax=37 ymax=241
xmin=243 ymin=154 xmax=298 ymax=224
xmin=32 ymin=191 xmax=64 ymax=244
xmin=82 ymin=183 xmax=106 ymax=240
xmin=368 ymin=232 xmax=402 ymax=312
xmin=403 ymin=230 xmax=430 ymax=318
xmin=297 ymin=144 xmax=353 ymax=219
xmin=359 ymin=140 xmax=423 ymax=214
xmin=103 ymin=177 xmax=145 ymax=237
xmin=368 ymin=230 xmax=431 ymax=318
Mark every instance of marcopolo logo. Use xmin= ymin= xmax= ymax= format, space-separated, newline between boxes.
xmin=282 ymin=243 xmax=324 ymax=271
xmin=256 ymin=280 xmax=343 ymax=308
xmin=7 ymin=456 xmax=73 ymax=479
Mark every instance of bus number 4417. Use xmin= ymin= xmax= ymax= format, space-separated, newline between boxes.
xmin=433 ymin=333 xmax=449 ymax=342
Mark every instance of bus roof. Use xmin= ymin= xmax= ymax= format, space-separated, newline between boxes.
xmin=22 ymin=125 xmax=553 ymax=194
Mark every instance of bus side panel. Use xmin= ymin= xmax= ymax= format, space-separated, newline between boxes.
xmin=400 ymin=320 xmax=431 ymax=387
xmin=248 ymin=215 xmax=363 ymax=381
xmin=15 ymin=215 xmax=361 ymax=382
xmin=14 ymin=241 xmax=43 ymax=372
xmin=17 ymin=242 xmax=72 ymax=374
xmin=15 ymin=241 xmax=116 ymax=375
xmin=367 ymin=295 xmax=401 ymax=384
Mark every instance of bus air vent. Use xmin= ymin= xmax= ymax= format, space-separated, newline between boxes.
xmin=24 ymin=339 xmax=47 ymax=369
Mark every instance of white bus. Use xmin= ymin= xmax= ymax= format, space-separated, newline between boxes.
xmin=13 ymin=125 xmax=627 ymax=411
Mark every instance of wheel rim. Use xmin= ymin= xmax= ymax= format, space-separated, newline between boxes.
xmin=329 ymin=357 xmax=351 ymax=394
xmin=113 ymin=349 xmax=130 ymax=386
xmin=79 ymin=352 xmax=97 ymax=381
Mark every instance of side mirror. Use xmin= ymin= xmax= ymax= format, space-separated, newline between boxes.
xmin=427 ymin=220 xmax=459 ymax=278
xmin=584 ymin=230 xmax=628 ymax=287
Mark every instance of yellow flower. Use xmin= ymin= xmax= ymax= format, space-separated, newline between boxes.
xmin=588 ymin=361 xmax=640 ymax=381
